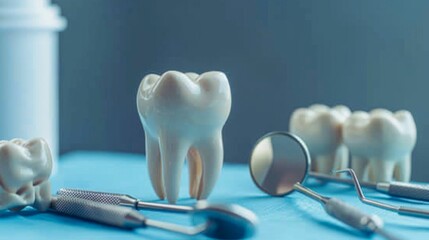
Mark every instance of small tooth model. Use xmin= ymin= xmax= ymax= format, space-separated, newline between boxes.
xmin=0 ymin=138 xmax=53 ymax=211
xmin=343 ymin=109 xmax=416 ymax=183
xmin=289 ymin=104 xmax=351 ymax=174
xmin=137 ymin=71 xmax=232 ymax=204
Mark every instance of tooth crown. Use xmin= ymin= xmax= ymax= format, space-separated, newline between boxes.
xmin=137 ymin=71 xmax=231 ymax=203
xmin=289 ymin=104 xmax=351 ymax=174
xmin=138 ymin=71 xmax=231 ymax=136
xmin=0 ymin=138 xmax=53 ymax=211
xmin=343 ymin=109 xmax=417 ymax=160
xmin=290 ymin=104 xmax=351 ymax=154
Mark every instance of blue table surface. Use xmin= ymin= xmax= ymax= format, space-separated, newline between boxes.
xmin=1 ymin=151 xmax=428 ymax=240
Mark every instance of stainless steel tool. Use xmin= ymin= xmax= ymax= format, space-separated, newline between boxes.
xmin=249 ymin=130 xmax=429 ymax=202
xmin=336 ymin=169 xmax=429 ymax=220
xmin=57 ymin=188 xmax=193 ymax=213
xmin=310 ymin=171 xmax=429 ymax=202
xmin=249 ymin=131 xmax=402 ymax=240
xmin=294 ymin=183 xmax=401 ymax=240
xmin=50 ymin=196 xmax=257 ymax=239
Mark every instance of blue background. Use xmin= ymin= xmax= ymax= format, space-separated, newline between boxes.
xmin=53 ymin=0 xmax=429 ymax=180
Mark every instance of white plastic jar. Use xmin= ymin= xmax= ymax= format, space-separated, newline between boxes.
xmin=0 ymin=0 xmax=66 ymax=172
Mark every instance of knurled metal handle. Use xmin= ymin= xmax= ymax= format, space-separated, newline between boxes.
xmin=57 ymin=188 xmax=137 ymax=208
xmin=51 ymin=196 xmax=145 ymax=229
xmin=388 ymin=182 xmax=429 ymax=202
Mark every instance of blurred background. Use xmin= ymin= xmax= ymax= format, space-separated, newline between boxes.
xmin=52 ymin=0 xmax=429 ymax=181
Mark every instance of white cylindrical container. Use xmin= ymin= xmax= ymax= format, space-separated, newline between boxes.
xmin=0 ymin=0 xmax=66 ymax=172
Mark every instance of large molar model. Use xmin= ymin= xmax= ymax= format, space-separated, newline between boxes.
xmin=289 ymin=104 xmax=351 ymax=174
xmin=343 ymin=109 xmax=416 ymax=183
xmin=0 ymin=138 xmax=53 ymax=211
xmin=137 ymin=71 xmax=232 ymax=204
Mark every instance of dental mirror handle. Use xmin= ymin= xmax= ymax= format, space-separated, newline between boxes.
xmin=294 ymin=184 xmax=398 ymax=240
xmin=57 ymin=188 xmax=193 ymax=213
xmin=324 ymin=198 xmax=384 ymax=233
xmin=50 ymin=196 xmax=206 ymax=236
xmin=376 ymin=182 xmax=429 ymax=202
xmin=324 ymin=198 xmax=401 ymax=240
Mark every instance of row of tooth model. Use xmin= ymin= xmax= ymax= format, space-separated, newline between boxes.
xmin=290 ymin=104 xmax=416 ymax=183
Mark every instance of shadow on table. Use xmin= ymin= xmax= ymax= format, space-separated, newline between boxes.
xmin=385 ymin=222 xmax=429 ymax=231
xmin=0 ymin=206 xmax=198 ymax=240
xmin=0 ymin=209 xmax=41 ymax=218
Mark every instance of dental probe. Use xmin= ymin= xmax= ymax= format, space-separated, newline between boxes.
xmin=336 ymin=169 xmax=429 ymax=220
xmin=50 ymin=196 xmax=256 ymax=239
xmin=57 ymin=188 xmax=192 ymax=213
xmin=294 ymin=183 xmax=401 ymax=240
xmin=310 ymin=172 xmax=429 ymax=202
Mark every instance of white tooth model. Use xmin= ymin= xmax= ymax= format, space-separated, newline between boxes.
xmin=137 ymin=71 xmax=232 ymax=204
xmin=343 ymin=109 xmax=416 ymax=183
xmin=0 ymin=138 xmax=53 ymax=211
xmin=289 ymin=104 xmax=351 ymax=174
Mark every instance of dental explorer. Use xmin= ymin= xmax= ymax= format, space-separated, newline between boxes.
xmin=310 ymin=171 xmax=429 ymax=202
xmin=337 ymin=169 xmax=429 ymax=220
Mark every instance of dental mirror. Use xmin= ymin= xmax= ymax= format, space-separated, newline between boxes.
xmin=57 ymin=188 xmax=258 ymax=239
xmin=248 ymin=132 xmax=400 ymax=240
xmin=249 ymin=131 xmax=310 ymax=196
xmin=192 ymin=201 xmax=258 ymax=239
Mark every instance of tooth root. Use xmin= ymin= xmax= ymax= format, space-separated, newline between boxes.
xmin=196 ymin=134 xmax=223 ymax=200
xmin=314 ymin=154 xmax=336 ymax=174
xmin=368 ymin=159 xmax=396 ymax=182
xmin=33 ymin=181 xmax=51 ymax=211
xmin=332 ymin=145 xmax=349 ymax=176
xmin=351 ymin=156 xmax=369 ymax=180
xmin=394 ymin=155 xmax=411 ymax=182
xmin=159 ymin=136 xmax=189 ymax=204
xmin=145 ymin=134 xmax=164 ymax=200
xmin=187 ymin=147 xmax=202 ymax=198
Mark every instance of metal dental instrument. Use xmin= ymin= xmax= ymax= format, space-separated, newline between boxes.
xmin=336 ymin=169 xmax=429 ymax=220
xmin=56 ymin=188 xmax=259 ymax=233
xmin=249 ymin=132 xmax=401 ymax=240
xmin=249 ymin=130 xmax=429 ymax=202
xmin=50 ymin=195 xmax=257 ymax=239
xmin=57 ymin=188 xmax=193 ymax=213
xmin=294 ymin=183 xmax=401 ymax=240
xmin=310 ymin=171 xmax=429 ymax=202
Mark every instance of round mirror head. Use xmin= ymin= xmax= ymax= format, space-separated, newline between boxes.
xmin=249 ymin=132 xmax=311 ymax=196
xmin=192 ymin=201 xmax=258 ymax=239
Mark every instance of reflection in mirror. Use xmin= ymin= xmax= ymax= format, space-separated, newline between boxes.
xmin=250 ymin=132 xmax=311 ymax=196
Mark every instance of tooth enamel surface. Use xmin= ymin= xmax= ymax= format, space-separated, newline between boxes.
xmin=137 ymin=71 xmax=231 ymax=203
xmin=343 ymin=109 xmax=417 ymax=183
xmin=0 ymin=138 xmax=53 ymax=211
xmin=289 ymin=104 xmax=351 ymax=174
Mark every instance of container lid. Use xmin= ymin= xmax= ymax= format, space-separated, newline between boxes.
xmin=0 ymin=0 xmax=66 ymax=30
